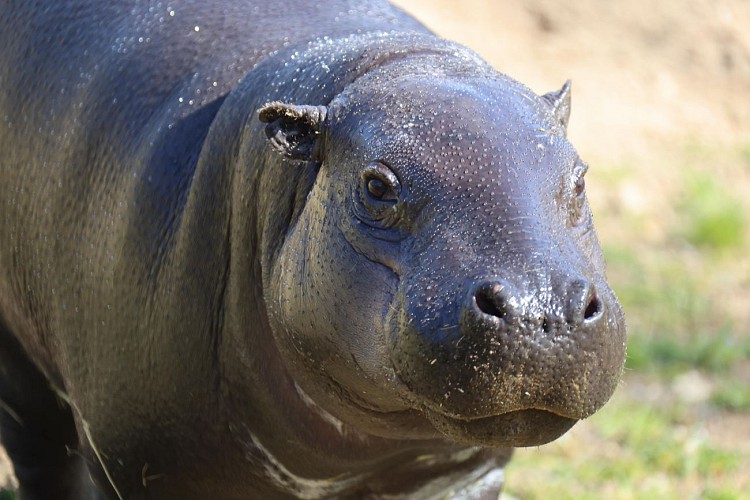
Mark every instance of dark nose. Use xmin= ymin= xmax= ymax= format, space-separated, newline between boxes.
xmin=471 ymin=280 xmax=520 ymax=321
xmin=564 ymin=278 xmax=603 ymax=324
xmin=470 ymin=278 xmax=603 ymax=326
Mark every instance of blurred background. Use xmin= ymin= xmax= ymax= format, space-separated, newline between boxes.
xmin=1 ymin=1 xmax=748 ymax=498
xmin=391 ymin=0 xmax=750 ymax=497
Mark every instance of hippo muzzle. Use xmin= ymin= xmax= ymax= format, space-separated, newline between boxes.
xmin=390 ymin=244 xmax=625 ymax=447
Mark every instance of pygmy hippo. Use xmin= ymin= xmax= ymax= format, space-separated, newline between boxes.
xmin=0 ymin=0 xmax=626 ymax=498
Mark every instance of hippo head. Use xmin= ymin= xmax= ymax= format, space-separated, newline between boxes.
xmin=257 ymin=65 xmax=626 ymax=448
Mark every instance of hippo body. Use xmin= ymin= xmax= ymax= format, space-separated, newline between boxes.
xmin=0 ymin=1 xmax=626 ymax=499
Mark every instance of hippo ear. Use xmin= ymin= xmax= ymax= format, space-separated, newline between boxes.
xmin=542 ymin=80 xmax=572 ymax=133
xmin=258 ymin=102 xmax=328 ymax=161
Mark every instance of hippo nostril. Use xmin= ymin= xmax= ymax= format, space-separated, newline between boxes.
xmin=474 ymin=283 xmax=508 ymax=320
xmin=541 ymin=318 xmax=551 ymax=333
xmin=584 ymin=293 xmax=602 ymax=322
xmin=562 ymin=278 xmax=603 ymax=325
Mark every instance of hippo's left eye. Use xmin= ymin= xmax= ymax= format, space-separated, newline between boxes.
xmin=570 ymin=161 xmax=590 ymax=226
xmin=574 ymin=176 xmax=585 ymax=197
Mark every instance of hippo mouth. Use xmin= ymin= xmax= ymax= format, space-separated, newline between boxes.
xmin=424 ymin=408 xmax=577 ymax=448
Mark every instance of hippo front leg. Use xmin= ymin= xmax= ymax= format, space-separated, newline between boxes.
xmin=0 ymin=324 xmax=102 ymax=500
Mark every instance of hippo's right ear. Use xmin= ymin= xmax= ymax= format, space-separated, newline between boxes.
xmin=258 ymin=102 xmax=328 ymax=161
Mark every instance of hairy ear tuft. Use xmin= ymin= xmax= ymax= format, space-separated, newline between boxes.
xmin=258 ymin=102 xmax=328 ymax=161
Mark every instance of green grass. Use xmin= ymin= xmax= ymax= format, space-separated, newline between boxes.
xmin=626 ymin=325 xmax=749 ymax=374
xmin=0 ymin=490 xmax=15 ymax=500
xmin=679 ymin=172 xmax=746 ymax=251
xmin=505 ymin=387 xmax=746 ymax=499
xmin=712 ymin=380 xmax=750 ymax=411
xmin=604 ymin=243 xmax=748 ymax=375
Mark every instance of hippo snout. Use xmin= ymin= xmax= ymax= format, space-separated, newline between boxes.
xmin=469 ymin=276 xmax=604 ymax=329
xmin=390 ymin=269 xmax=626 ymax=448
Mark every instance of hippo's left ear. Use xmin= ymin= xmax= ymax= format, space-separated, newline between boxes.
xmin=542 ymin=80 xmax=572 ymax=133
xmin=258 ymin=101 xmax=328 ymax=161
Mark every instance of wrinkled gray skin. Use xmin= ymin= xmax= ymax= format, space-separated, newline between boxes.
xmin=0 ymin=1 xmax=626 ymax=499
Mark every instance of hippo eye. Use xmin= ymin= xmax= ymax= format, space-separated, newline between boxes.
xmin=572 ymin=162 xmax=588 ymax=193
xmin=362 ymin=163 xmax=400 ymax=202
xmin=574 ymin=176 xmax=586 ymax=197
xmin=355 ymin=162 xmax=403 ymax=230
xmin=367 ymin=177 xmax=391 ymax=199
xmin=570 ymin=161 xmax=590 ymax=226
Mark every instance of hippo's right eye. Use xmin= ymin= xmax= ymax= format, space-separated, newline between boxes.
xmin=355 ymin=162 xmax=403 ymax=229
xmin=367 ymin=177 xmax=390 ymax=199
xmin=361 ymin=163 xmax=400 ymax=203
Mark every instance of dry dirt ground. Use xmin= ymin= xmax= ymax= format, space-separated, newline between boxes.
xmin=2 ymin=0 xmax=749 ymax=495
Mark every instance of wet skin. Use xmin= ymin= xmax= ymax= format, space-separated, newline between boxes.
xmin=0 ymin=1 xmax=625 ymax=498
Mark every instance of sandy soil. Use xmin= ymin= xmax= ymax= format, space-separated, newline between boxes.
xmin=2 ymin=0 xmax=749 ymax=493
